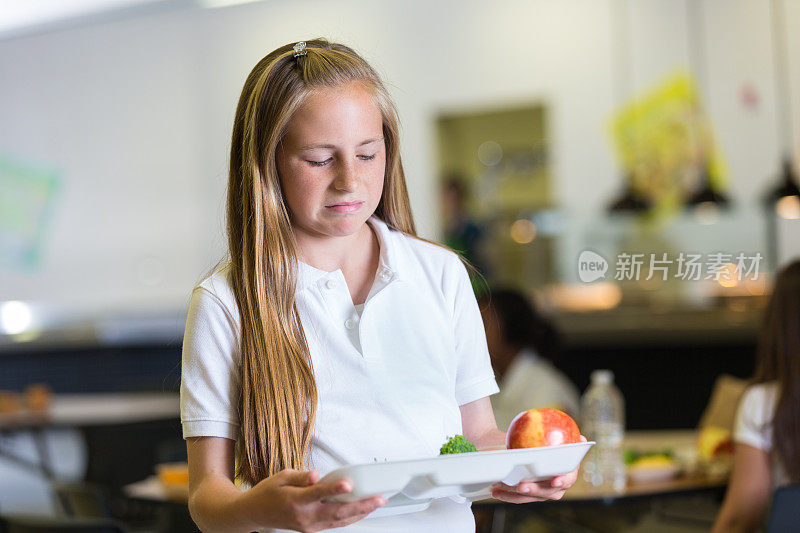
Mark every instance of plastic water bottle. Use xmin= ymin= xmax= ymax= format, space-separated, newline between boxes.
xmin=580 ymin=369 xmax=626 ymax=491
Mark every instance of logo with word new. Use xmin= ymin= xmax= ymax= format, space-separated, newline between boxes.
xmin=578 ymin=250 xmax=608 ymax=283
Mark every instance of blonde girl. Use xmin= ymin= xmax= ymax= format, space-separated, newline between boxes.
xmin=181 ymin=39 xmax=579 ymax=533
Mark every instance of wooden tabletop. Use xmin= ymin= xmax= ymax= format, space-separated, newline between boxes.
xmin=559 ymin=471 xmax=727 ymax=503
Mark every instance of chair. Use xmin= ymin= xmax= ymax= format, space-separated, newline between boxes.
xmin=697 ymin=374 xmax=748 ymax=431
xmin=52 ymin=481 xmax=112 ymax=519
xmin=766 ymin=483 xmax=800 ymax=533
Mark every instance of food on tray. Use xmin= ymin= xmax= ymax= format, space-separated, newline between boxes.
xmin=439 ymin=435 xmax=477 ymax=454
xmin=697 ymin=426 xmax=734 ymax=461
xmin=319 ymin=439 xmax=594 ymax=510
xmin=696 ymin=426 xmax=734 ymax=477
xmin=0 ymin=383 xmax=53 ymax=416
xmin=156 ymin=462 xmax=189 ymax=485
xmin=624 ymin=449 xmax=680 ymax=483
xmin=624 ymin=448 xmax=673 ymax=465
xmin=506 ymin=408 xmax=581 ymax=449
xmin=629 ymin=455 xmax=675 ymax=468
xmin=156 ymin=462 xmax=189 ymax=499
xmin=24 ymin=383 xmax=52 ymax=412
xmin=0 ymin=391 xmax=21 ymax=414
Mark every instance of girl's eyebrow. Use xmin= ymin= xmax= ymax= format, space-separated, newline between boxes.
xmin=299 ymin=137 xmax=383 ymax=151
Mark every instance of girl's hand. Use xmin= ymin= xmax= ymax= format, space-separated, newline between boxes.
xmin=490 ymin=470 xmax=578 ymax=503
xmin=240 ymin=468 xmax=386 ymax=532
xmin=490 ymin=435 xmax=586 ymax=503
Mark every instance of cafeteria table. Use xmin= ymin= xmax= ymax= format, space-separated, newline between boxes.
xmin=0 ymin=392 xmax=180 ymax=479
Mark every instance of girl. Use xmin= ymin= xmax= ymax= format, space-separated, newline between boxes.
xmin=712 ymin=260 xmax=800 ymax=532
xmin=181 ymin=39 xmax=579 ymax=533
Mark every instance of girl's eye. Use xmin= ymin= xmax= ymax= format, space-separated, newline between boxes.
xmin=306 ymin=158 xmax=332 ymax=167
xmin=359 ymin=154 xmax=376 ymax=161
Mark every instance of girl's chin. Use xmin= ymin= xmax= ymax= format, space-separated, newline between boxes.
xmin=307 ymin=217 xmax=370 ymax=238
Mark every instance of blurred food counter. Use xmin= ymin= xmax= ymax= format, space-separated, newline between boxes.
xmin=553 ymin=304 xmax=761 ymax=347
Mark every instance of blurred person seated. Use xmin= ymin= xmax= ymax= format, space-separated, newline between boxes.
xmin=440 ymin=174 xmax=489 ymax=278
xmin=478 ymin=287 xmax=580 ymax=430
xmin=712 ymin=260 xmax=800 ymax=533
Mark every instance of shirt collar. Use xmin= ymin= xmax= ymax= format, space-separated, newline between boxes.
xmin=369 ymin=216 xmax=400 ymax=276
xmin=296 ymin=216 xmax=401 ymax=293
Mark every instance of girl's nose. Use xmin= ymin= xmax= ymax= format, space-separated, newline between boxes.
xmin=333 ymin=161 xmax=359 ymax=192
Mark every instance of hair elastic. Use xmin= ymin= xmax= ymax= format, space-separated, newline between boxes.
xmin=292 ymin=42 xmax=307 ymax=58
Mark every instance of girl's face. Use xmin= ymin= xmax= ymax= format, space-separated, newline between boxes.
xmin=277 ymin=81 xmax=386 ymax=242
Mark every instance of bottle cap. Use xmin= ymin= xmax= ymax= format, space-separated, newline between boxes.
xmin=591 ymin=369 xmax=614 ymax=384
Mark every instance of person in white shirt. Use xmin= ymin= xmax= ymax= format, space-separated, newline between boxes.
xmin=182 ymin=39 xmax=580 ymax=533
xmin=478 ymin=289 xmax=580 ymax=430
xmin=712 ymin=260 xmax=800 ymax=533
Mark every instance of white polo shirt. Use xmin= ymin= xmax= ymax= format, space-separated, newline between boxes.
xmin=733 ymin=382 xmax=789 ymax=488
xmin=180 ymin=216 xmax=499 ymax=532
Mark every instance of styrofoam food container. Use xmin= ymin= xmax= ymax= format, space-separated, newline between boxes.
xmin=320 ymin=442 xmax=594 ymax=517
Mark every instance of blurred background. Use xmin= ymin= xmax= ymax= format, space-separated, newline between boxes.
xmin=1 ymin=0 xmax=799 ymax=531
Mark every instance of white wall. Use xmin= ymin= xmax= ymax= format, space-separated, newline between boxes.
xmin=0 ymin=0 xmax=798 ymax=318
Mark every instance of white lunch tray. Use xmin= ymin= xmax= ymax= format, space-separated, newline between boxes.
xmin=319 ymin=442 xmax=594 ymax=517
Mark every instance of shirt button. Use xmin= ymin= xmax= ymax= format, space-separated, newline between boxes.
xmin=380 ymin=270 xmax=392 ymax=282
xmin=325 ymin=279 xmax=336 ymax=289
xmin=344 ymin=318 xmax=357 ymax=330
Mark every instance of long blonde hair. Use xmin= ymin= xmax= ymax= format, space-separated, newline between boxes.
xmin=227 ymin=39 xmax=416 ymax=485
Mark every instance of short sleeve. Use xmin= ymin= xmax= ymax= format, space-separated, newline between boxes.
xmin=446 ymin=256 xmax=499 ymax=405
xmin=733 ymin=385 xmax=774 ymax=451
xmin=180 ymin=286 xmax=241 ymax=440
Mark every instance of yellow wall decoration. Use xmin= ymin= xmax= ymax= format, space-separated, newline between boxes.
xmin=610 ymin=71 xmax=728 ymax=219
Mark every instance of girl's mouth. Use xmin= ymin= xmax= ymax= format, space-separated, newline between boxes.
xmin=325 ymin=201 xmax=363 ymax=213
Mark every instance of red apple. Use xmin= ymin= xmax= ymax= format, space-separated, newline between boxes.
xmin=506 ymin=408 xmax=581 ymax=448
